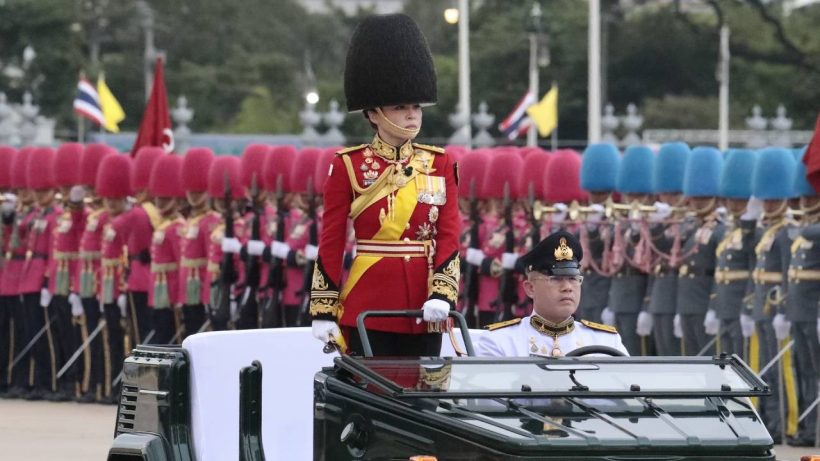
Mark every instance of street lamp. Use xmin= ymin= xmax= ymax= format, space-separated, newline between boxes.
xmin=444 ymin=7 xmax=459 ymax=25
xmin=305 ymin=90 xmax=319 ymax=106
xmin=526 ymin=2 xmax=545 ymax=147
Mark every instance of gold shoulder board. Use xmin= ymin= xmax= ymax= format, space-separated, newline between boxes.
xmin=412 ymin=143 xmax=445 ymax=154
xmin=580 ymin=319 xmax=617 ymax=334
xmin=486 ymin=318 xmax=522 ymax=331
xmin=336 ymin=144 xmax=367 ymax=156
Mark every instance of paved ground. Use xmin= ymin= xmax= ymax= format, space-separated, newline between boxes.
xmin=0 ymin=398 xmax=817 ymax=460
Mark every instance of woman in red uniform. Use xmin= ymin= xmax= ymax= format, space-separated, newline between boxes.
xmin=309 ymin=14 xmax=460 ymax=356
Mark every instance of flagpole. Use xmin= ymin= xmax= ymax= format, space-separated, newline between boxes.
xmin=527 ymin=3 xmax=541 ymax=148
xmin=588 ymin=0 xmax=602 ymax=144
xmin=78 ymin=116 xmax=85 ymax=144
xmin=551 ymin=83 xmax=558 ymax=151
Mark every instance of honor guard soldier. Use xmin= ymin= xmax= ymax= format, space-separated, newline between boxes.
xmin=0 ymin=145 xmax=15 ymax=396
xmin=714 ymin=149 xmax=758 ymax=357
xmin=76 ymin=143 xmax=115 ymax=402
xmin=749 ymin=147 xmax=798 ymax=442
xmin=578 ymin=143 xmax=620 ymax=323
xmin=458 ymin=150 xmax=488 ymax=325
xmin=49 ymin=143 xmax=88 ymax=400
xmin=477 ymin=230 xmax=629 ymax=357
xmin=20 ymin=147 xmax=60 ymax=400
xmin=784 ymin=148 xmax=820 ymax=446
xmin=644 ymin=142 xmax=689 ymax=356
xmin=608 ymin=145 xmax=654 ymax=356
xmin=517 ymin=150 xmax=550 ymax=317
xmin=180 ymin=148 xmax=218 ymax=338
xmin=675 ymin=147 xmax=725 ymax=356
xmin=147 ymin=155 xmax=186 ymax=345
xmin=206 ymin=155 xmax=247 ymax=331
xmin=310 ymin=14 xmax=460 ymax=356
xmin=3 ymin=148 xmax=36 ymax=398
xmin=542 ymin=149 xmax=585 ymax=236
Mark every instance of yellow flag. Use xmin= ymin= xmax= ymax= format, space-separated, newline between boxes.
xmin=526 ymin=85 xmax=558 ymax=137
xmin=97 ymin=74 xmax=125 ymax=133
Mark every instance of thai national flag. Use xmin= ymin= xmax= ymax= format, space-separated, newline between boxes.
xmin=73 ymin=77 xmax=105 ymax=126
xmin=498 ymin=90 xmax=536 ymax=141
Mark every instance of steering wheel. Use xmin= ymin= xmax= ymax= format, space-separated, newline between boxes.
xmin=565 ymin=345 xmax=626 ymax=357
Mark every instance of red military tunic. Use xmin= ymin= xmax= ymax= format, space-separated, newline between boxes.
xmin=283 ymin=207 xmax=311 ymax=306
xmin=310 ymin=136 xmax=460 ymax=334
xmin=0 ymin=207 xmax=35 ymax=296
xmin=118 ymin=203 xmax=161 ymax=293
xmin=99 ymin=216 xmax=127 ymax=304
xmin=149 ymin=215 xmax=184 ymax=308
xmin=20 ymin=206 xmax=61 ymax=295
xmin=180 ymin=210 xmax=221 ymax=306
xmin=206 ymin=215 xmax=247 ymax=304
xmin=78 ymin=209 xmax=107 ymax=299
xmin=49 ymin=207 xmax=87 ymax=295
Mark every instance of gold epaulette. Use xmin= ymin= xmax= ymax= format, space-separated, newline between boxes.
xmin=335 ymin=144 xmax=367 ymax=156
xmin=412 ymin=142 xmax=445 ymax=154
xmin=580 ymin=319 xmax=617 ymax=334
xmin=486 ymin=318 xmax=522 ymax=331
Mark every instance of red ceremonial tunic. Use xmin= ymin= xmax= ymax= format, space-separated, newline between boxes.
xmin=20 ymin=205 xmax=61 ymax=295
xmin=49 ymin=207 xmax=87 ymax=295
xmin=78 ymin=209 xmax=107 ymax=299
xmin=180 ymin=210 xmax=220 ymax=306
xmin=309 ymin=136 xmax=460 ymax=334
xmin=119 ymin=203 xmax=160 ymax=293
xmin=149 ymin=216 xmax=184 ymax=308
xmin=283 ymin=207 xmax=311 ymax=306
xmin=0 ymin=208 xmax=36 ymax=296
xmin=99 ymin=215 xmax=128 ymax=304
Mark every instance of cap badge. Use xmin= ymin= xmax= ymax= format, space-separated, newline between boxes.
xmin=554 ymin=237 xmax=573 ymax=261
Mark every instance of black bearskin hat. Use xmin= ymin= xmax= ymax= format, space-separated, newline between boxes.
xmin=344 ymin=14 xmax=437 ymax=112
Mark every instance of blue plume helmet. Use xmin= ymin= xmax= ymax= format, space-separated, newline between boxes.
xmin=580 ymin=143 xmax=620 ymax=192
xmin=793 ymin=146 xmax=817 ymax=197
xmin=683 ymin=146 xmax=723 ymax=197
xmin=616 ymin=145 xmax=655 ymax=194
xmin=653 ymin=142 xmax=689 ymax=193
xmin=752 ymin=147 xmax=796 ymax=200
xmin=719 ymin=149 xmax=756 ymax=199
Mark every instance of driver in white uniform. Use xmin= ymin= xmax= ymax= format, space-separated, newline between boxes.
xmin=476 ymin=230 xmax=629 ymax=357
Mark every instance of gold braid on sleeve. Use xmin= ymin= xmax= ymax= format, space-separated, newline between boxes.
xmin=309 ymin=257 xmax=342 ymax=321
xmin=429 ymin=251 xmax=460 ymax=308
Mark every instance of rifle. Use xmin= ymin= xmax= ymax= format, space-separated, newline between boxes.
xmin=492 ymin=182 xmax=517 ymax=323
xmin=237 ymin=176 xmax=261 ymax=330
xmin=461 ymin=178 xmax=481 ymax=329
xmin=296 ymin=177 xmax=316 ymax=326
xmin=212 ymin=172 xmax=236 ymax=326
xmin=261 ymin=174 xmax=287 ymax=328
xmin=516 ymin=183 xmax=540 ymax=314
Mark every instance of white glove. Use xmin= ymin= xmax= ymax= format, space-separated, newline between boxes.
xmin=40 ymin=288 xmax=52 ymax=308
xmin=703 ymin=309 xmax=720 ymax=336
xmin=311 ymin=320 xmax=341 ymax=344
xmin=69 ymin=293 xmax=84 ymax=318
xmin=247 ymin=239 xmax=265 ymax=256
xmin=673 ymin=314 xmax=683 ymax=339
xmin=465 ymin=248 xmax=486 ymax=266
xmin=501 ymin=252 xmax=519 ymax=270
xmin=649 ymin=201 xmax=672 ymax=222
xmin=772 ymin=313 xmax=791 ymax=341
xmin=221 ymin=237 xmax=241 ymax=254
xmin=68 ymin=185 xmax=86 ymax=204
xmin=419 ymin=299 xmax=450 ymax=323
xmin=1 ymin=193 xmax=17 ymax=214
xmin=636 ymin=311 xmax=653 ymax=337
xmin=586 ymin=203 xmax=605 ymax=225
xmin=270 ymin=240 xmax=291 ymax=259
xmin=601 ymin=307 xmax=615 ymax=326
xmin=552 ymin=202 xmax=568 ymax=224
xmin=740 ymin=313 xmax=755 ymax=338
xmin=117 ymin=294 xmax=128 ymax=318
xmin=305 ymin=244 xmax=319 ymax=261
xmin=741 ymin=197 xmax=764 ymax=221
xmin=230 ymin=299 xmax=239 ymax=322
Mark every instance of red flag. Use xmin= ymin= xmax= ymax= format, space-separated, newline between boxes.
xmin=805 ymin=112 xmax=820 ymax=194
xmin=131 ymin=57 xmax=173 ymax=157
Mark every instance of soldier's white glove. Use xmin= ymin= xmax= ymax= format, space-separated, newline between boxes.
xmin=68 ymin=185 xmax=86 ymax=204
xmin=636 ymin=311 xmax=653 ymax=337
xmin=40 ymin=288 xmax=52 ymax=307
xmin=305 ymin=244 xmax=319 ymax=261
xmin=1 ymin=193 xmax=17 ymax=215
xmin=221 ymin=237 xmax=241 ymax=254
xmin=311 ymin=320 xmax=340 ymax=344
xmin=741 ymin=197 xmax=764 ymax=221
xmin=419 ymin=299 xmax=450 ymax=323
xmin=465 ymin=248 xmax=486 ymax=266
xmin=740 ymin=313 xmax=755 ymax=338
xmin=230 ymin=299 xmax=239 ymax=322
xmin=117 ymin=294 xmax=128 ymax=318
xmin=247 ymin=239 xmax=265 ymax=256
xmin=270 ymin=240 xmax=291 ymax=259
xmin=552 ymin=202 xmax=568 ymax=224
xmin=68 ymin=293 xmax=84 ymax=318
xmin=501 ymin=252 xmax=519 ymax=270
xmin=586 ymin=203 xmax=605 ymax=225
xmin=703 ymin=309 xmax=720 ymax=336
xmin=649 ymin=202 xmax=672 ymax=222
xmin=601 ymin=307 xmax=615 ymax=326
xmin=673 ymin=314 xmax=683 ymax=339
xmin=772 ymin=313 xmax=791 ymax=341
